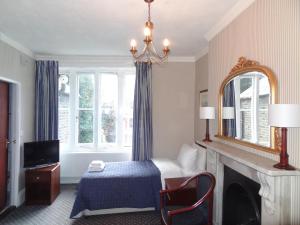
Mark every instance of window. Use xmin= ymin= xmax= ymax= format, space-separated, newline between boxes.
xmin=235 ymin=73 xmax=270 ymax=146
xmin=58 ymin=68 xmax=135 ymax=151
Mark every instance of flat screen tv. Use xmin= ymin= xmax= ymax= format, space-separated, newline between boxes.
xmin=24 ymin=140 xmax=59 ymax=168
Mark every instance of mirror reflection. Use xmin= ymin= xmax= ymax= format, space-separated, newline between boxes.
xmin=222 ymin=72 xmax=271 ymax=147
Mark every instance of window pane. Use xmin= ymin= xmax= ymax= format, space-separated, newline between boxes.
xmin=258 ymin=76 xmax=270 ymax=110
xmin=100 ymin=74 xmax=118 ymax=144
xmin=240 ymin=110 xmax=252 ymax=141
xmin=59 ymin=109 xmax=70 ymax=144
xmin=79 ymin=74 xmax=94 ymax=108
xmin=240 ymin=77 xmax=252 ymax=93
xmin=122 ymin=75 xmax=135 ymax=146
xmin=58 ymin=74 xmax=70 ymax=144
xmin=59 ymin=74 xmax=70 ymax=108
xmin=240 ymin=78 xmax=252 ymax=110
xmin=78 ymin=110 xmax=93 ymax=143
xmin=258 ymin=110 xmax=269 ymax=146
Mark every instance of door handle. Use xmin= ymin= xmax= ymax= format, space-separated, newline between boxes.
xmin=6 ymin=140 xmax=16 ymax=144
xmin=6 ymin=139 xmax=16 ymax=148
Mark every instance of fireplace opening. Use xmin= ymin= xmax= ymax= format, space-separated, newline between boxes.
xmin=223 ymin=166 xmax=261 ymax=225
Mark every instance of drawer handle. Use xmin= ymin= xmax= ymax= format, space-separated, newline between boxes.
xmin=36 ymin=176 xmax=40 ymax=180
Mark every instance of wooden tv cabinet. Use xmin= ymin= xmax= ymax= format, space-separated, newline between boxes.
xmin=25 ymin=163 xmax=60 ymax=205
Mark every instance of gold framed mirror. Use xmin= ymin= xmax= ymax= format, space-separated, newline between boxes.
xmin=216 ymin=57 xmax=280 ymax=154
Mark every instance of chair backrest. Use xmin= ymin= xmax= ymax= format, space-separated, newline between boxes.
xmin=196 ymin=173 xmax=215 ymax=209
xmin=198 ymin=173 xmax=214 ymax=196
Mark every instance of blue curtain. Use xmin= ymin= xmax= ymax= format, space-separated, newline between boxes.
xmin=132 ymin=62 xmax=153 ymax=161
xmin=35 ymin=60 xmax=59 ymax=141
xmin=223 ymin=80 xmax=236 ymax=137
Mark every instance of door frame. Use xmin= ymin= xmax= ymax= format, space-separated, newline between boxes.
xmin=0 ymin=76 xmax=21 ymax=207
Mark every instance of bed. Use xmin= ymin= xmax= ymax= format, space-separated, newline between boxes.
xmin=70 ymin=143 xmax=206 ymax=218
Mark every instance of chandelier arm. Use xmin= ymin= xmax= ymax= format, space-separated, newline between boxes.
xmin=131 ymin=45 xmax=149 ymax=62
xmin=147 ymin=42 xmax=168 ymax=61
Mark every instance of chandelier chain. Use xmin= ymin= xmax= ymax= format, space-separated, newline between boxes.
xmin=148 ymin=3 xmax=151 ymax=21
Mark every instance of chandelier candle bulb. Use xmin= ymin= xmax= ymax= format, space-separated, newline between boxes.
xmin=130 ymin=39 xmax=137 ymax=54
xmin=144 ymin=27 xmax=151 ymax=37
xmin=163 ymin=39 xmax=170 ymax=47
xmin=130 ymin=39 xmax=137 ymax=48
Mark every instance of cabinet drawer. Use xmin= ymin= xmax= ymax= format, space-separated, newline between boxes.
xmin=27 ymin=174 xmax=49 ymax=183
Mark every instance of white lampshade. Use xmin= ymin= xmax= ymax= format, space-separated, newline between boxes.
xmin=199 ymin=107 xmax=215 ymax=120
xmin=222 ymin=107 xmax=235 ymax=119
xmin=268 ymin=104 xmax=300 ymax=128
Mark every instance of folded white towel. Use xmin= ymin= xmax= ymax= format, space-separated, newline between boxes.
xmin=88 ymin=165 xmax=104 ymax=172
xmin=88 ymin=160 xmax=105 ymax=172
xmin=90 ymin=160 xmax=104 ymax=166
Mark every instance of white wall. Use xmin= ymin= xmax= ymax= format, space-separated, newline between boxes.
xmin=0 ymin=40 xmax=35 ymax=191
xmin=152 ymin=62 xmax=195 ymax=159
xmin=194 ymin=54 xmax=208 ymax=142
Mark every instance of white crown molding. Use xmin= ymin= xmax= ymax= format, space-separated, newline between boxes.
xmin=195 ymin=47 xmax=209 ymax=61
xmin=35 ymin=54 xmax=196 ymax=66
xmin=0 ymin=32 xmax=34 ymax=58
xmin=168 ymin=56 xmax=196 ymax=62
xmin=36 ymin=55 xmax=135 ymax=67
xmin=204 ymin=0 xmax=255 ymax=41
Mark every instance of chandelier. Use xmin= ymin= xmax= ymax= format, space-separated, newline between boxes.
xmin=130 ymin=0 xmax=170 ymax=64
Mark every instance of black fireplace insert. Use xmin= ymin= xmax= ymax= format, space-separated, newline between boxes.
xmin=223 ymin=166 xmax=261 ymax=225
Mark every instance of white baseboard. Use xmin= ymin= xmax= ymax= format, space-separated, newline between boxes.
xmin=17 ymin=189 xmax=25 ymax=207
xmin=60 ymin=177 xmax=80 ymax=184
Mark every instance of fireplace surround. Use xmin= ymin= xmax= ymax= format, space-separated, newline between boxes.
xmin=202 ymin=141 xmax=300 ymax=225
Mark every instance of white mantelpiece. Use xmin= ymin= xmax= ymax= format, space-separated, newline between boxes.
xmin=201 ymin=141 xmax=300 ymax=225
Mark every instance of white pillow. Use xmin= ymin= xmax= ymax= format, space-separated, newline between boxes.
xmin=177 ymin=144 xmax=198 ymax=171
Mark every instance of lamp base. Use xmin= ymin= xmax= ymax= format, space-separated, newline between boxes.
xmin=273 ymin=163 xmax=296 ymax=170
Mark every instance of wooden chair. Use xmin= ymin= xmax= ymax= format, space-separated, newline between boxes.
xmin=160 ymin=172 xmax=215 ymax=225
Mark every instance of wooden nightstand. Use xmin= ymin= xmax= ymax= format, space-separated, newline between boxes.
xmin=165 ymin=177 xmax=197 ymax=206
xmin=25 ymin=163 xmax=60 ymax=205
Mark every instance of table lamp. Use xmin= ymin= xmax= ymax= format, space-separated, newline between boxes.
xmin=199 ymin=107 xmax=215 ymax=142
xmin=269 ymin=104 xmax=300 ymax=170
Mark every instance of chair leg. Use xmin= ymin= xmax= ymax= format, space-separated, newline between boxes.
xmin=161 ymin=215 xmax=166 ymax=225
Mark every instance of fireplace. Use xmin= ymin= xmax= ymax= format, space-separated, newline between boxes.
xmin=203 ymin=141 xmax=300 ymax=225
xmin=223 ymin=166 xmax=261 ymax=225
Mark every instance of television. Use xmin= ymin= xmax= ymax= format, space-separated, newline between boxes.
xmin=24 ymin=140 xmax=59 ymax=168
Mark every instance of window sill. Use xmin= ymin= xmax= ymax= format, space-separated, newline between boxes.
xmin=60 ymin=146 xmax=131 ymax=155
xmin=61 ymin=151 xmax=131 ymax=155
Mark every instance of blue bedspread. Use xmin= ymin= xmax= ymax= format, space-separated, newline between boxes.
xmin=70 ymin=160 xmax=162 ymax=218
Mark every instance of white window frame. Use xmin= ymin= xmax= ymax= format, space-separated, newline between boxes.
xmin=59 ymin=67 xmax=135 ymax=152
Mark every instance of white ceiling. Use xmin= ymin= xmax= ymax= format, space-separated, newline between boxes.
xmin=0 ymin=0 xmax=241 ymax=58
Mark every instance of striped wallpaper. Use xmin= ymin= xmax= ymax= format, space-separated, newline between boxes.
xmin=207 ymin=0 xmax=300 ymax=223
